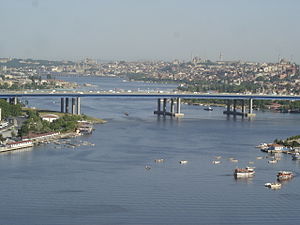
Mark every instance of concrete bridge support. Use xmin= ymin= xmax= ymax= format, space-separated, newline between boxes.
xmin=247 ymin=98 xmax=256 ymax=117
xmin=175 ymin=97 xmax=184 ymax=117
xmin=154 ymin=97 xmax=184 ymax=117
xmin=65 ymin=98 xmax=69 ymax=113
xmin=9 ymin=97 xmax=18 ymax=105
xmin=223 ymin=99 xmax=254 ymax=117
xmin=60 ymin=97 xmax=81 ymax=115
xmin=76 ymin=97 xmax=81 ymax=115
xmin=72 ymin=98 xmax=76 ymax=114
xmin=60 ymin=98 xmax=65 ymax=113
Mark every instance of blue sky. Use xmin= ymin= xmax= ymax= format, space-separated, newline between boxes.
xmin=0 ymin=0 xmax=299 ymax=62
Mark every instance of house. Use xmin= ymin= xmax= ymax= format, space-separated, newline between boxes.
xmin=41 ymin=114 xmax=59 ymax=123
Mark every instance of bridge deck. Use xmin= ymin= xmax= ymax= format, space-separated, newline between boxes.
xmin=0 ymin=92 xmax=300 ymax=100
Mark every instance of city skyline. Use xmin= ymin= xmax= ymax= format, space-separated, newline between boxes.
xmin=0 ymin=0 xmax=299 ymax=63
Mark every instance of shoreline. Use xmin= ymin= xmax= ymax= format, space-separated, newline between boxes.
xmin=0 ymin=109 xmax=106 ymax=153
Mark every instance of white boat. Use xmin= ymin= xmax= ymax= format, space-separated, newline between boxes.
xmin=230 ymin=158 xmax=238 ymax=163
xmin=256 ymin=156 xmax=263 ymax=160
xmin=265 ymin=182 xmax=281 ymax=189
xmin=256 ymin=143 xmax=268 ymax=148
xmin=234 ymin=167 xmax=255 ymax=178
xmin=154 ymin=159 xmax=164 ymax=163
xmin=268 ymin=159 xmax=277 ymax=164
xmin=215 ymin=156 xmax=222 ymax=159
xmin=277 ymin=171 xmax=294 ymax=180
xmin=204 ymin=107 xmax=213 ymax=111
xmin=212 ymin=160 xmax=221 ymax=164
xmin=145 ymin=166 xmax=151 ymax=170
xmin=292 ymin=153 xmax=300 ymax=160
xmin=179 ymin=160 xmax=188 ymax=164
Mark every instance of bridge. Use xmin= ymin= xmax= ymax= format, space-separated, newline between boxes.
xmin=1 ymin=91 xmax=300 ymax=118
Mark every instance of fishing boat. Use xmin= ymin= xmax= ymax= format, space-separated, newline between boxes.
xmin=234 ymin=167 xmax=255 ymax=178
xmin=204 ymin=107 xmax=213 ymax=111
xmin=179 ymin=160 xmax=188 ymax=164
xmin=154 ymin=159 xmax=164 ymax=163
xmin=212 ymin=160 xmax=221 ymax=164
xmin=268 ymin=159 xmax=277 ymax=164
xmin=264 ymin=183 xmax=282 ymax=189
xmin=277 ymin=171 xmax=294 ymax=180
xmin=292 ymin=153 xmax=300 ymax=160
xmin=230 ymin=158 xmax=239 ymax=163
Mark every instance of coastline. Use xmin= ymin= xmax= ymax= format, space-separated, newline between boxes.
xmin=0 ymin=109 xmax=106 ymax=153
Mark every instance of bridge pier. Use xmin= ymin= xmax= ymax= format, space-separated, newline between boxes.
xmin=9 ymin=97 xmax=17 ymax=105
xmin=223 ymin=99 xmax=254 ymax=117
xmin=247 ymin=98 xmax=256 ymax=117
xmin=65 ymin=98 xmax=69 ymax=113
xmin=76 ymin=97 xmax=81 ymax=115
xmin=154 ymin=97 xmax=184 ymax=117
xmin=60 ymin=97 xmax=81 ymax=115
xmin=72 ymin=98 xmax=76 ymax=114
xmin=60 ymin=98 xmax=65 ymax=113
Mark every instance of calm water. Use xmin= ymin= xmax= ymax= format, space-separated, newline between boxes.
xmin=1 ymin=77 xmax=300 ymax=225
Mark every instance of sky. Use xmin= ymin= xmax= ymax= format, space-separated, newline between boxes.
xmin=0 ymin=0 xmax=300 ymax=63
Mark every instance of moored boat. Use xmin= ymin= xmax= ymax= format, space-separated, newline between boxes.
xmin=264 ymin=182 xmax=282 ymax=189
xmin=277 ymin=171 xmax=294 ymax=180
xmin=179 ymin=160 xmax=188 ymax=164
xmin=204 ymin=107 xmax=213 ymax=111
xmin=234 ymin=167 xmax=255 ymax=178
xmin=292 ymin=153 xmax=300 ymax=160
xmin=154 ymin=158 xmax=164 ymax=163
xmin=268 ymin=159 xmax=277 ymax=164
xmin=212 ymin=160 xmax=221 ymax=164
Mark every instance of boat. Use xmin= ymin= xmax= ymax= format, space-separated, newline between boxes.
xmin=256 ymin=143 xmax=268 ymax=148
xmin=154 ymin=159 xmax=164 ymax=163
xmin=292 ymin=153 xmax=300 ymax=160
xmin=212 ymin=160 xmax=221 ymax=164
xmin=264 ymin=182 xmax=282 ymax=189
xmin=204 ymin=107 xmax=213 ymax=111
xmin=268 ymin=159 xmax=277 ymax=164
xmin=234 ymin=167 xmax=255 ymax=178
xmin=0 ymin=140 xmax=34 ymax=153
xmin=277 ymin=171 xmax=294 ymax=180
xmin=215 ymin=156 xmax=222 ymax=159
xmin=145 ymin=166 xmax=151 ymax=170
xmin=230 ymin=158 xmax=238 ymax=163
xmin=179 ymin=160 xmax=188 ymax=164
xmin=256 ymin=156 xmax=263 ymax=160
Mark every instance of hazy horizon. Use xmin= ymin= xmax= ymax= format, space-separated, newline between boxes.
xmin=1 ymin=0 xmax=299 ymax=63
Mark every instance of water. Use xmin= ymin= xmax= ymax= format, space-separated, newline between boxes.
xmin=1 ymin=77 xmax=300 ymax=225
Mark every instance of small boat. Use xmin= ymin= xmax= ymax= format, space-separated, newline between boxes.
xmin=154 ymin=159 xmax=164 ymax=163
xmin=215 ymin=156 xmax=222 ymax=159
xmin=204 ymin=107 xmax=213 ymax=111
xmin=265 ymin=182 xmax=282 ymax=189
xmin=256 ymin=143 xmax=268 ymax=148
xmin=179 ymin=160 xmax=188 ymax=164
xmin=234 ymin=167 xmax=255 ymax=178
xmin=268 ymin=159 xmax=277 ymax=164
xmin=277 ymin=171 xmax=294 ymax=180
xmin=124 ymin=112 xmax=129 ymax=116
xmin=212 ymin=160 xmax=221 ymax=164
xmin=145 ymin=166 xmax=151 ymax=170
xmin=230 ymin=158 xmax=239 ymax=163
xmin=292 ymin=153 xmax=300 ymax=160
xmin=256 ymin=156 xmax=263 ymax=160
xmin=248 ymin=161 xmax=255 ymax=164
